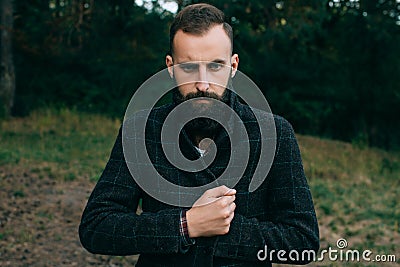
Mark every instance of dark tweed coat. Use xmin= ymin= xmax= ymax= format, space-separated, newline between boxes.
xmin=79 ymin=93 xmax=319 ymax=267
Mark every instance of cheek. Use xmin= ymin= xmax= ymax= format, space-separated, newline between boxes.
xmin=209 ymin=69 xmax=231 ymax=92
xmin=210 ymin=72 xmax=230 ymax=96
xmin=177 ymin=84 xmax=195 ymax=96
xmin=210 ymin=84 xmax=226 ymax=97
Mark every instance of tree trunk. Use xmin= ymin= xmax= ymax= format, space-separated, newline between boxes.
xmin=0 ymin=0 xmax=15 ymax=117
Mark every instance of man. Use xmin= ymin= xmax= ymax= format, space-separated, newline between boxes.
xmin=79 ymin=3 xmax=319 ymax=266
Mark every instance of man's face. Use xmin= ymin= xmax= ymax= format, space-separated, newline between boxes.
xmin=166 ymin=24 xmax=239 ymax=105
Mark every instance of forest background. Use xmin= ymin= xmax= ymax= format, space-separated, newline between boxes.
xmin=1 ymin=0 xmax=399 ymax=149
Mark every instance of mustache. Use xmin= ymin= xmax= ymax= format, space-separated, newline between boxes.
xmin=181 ymin=91 xmax=222 ymax=101
xmin=173 ymin=87 xmax=231 ymax=106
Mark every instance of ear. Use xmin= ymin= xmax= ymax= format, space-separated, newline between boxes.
xmin=166 ymin=55 xmax=174 ymax=78
xmin=230 ymin=54 xmax=239 ymax=78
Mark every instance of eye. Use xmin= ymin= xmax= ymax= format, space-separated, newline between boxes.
xmin=179 ymin=63 xmax=199 ymax=73
xmin=207 ymin=62 xmax=223 ymax=71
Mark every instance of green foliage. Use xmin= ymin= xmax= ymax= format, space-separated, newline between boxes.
xmin=10 ymin=0 xmax=400 ymax=149
xmin=13 ymin=1 xmax=172 ymax=117
xmin=13 ymin=190 xmax=25 ymax=198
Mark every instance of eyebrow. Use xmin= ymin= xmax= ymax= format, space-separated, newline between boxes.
xmin=210 ymin=59 xmax=227 ymax=64
xmin=176 ymin=58 xmax=228 ymax=65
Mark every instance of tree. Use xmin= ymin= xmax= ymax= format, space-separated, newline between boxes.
xmin=0 ymin=0 xmax=15 ymax=117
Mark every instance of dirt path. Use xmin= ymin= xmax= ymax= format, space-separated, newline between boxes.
xmin=0 ymin=166 xmax=138 ymax=266
xmin=1 ymin=165 xmax=398 ymax=266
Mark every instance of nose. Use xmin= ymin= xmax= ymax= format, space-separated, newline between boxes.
xmin=195 ymin=65 xmax=209 ymax=92
xmin=196 ymin=81 xmax=209 ymax=92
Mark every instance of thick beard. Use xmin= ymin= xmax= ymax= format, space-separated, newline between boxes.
xmin=174 ymin=89 xmax=231 ymax=140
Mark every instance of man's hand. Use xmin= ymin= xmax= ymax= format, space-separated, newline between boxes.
xmin=186 ymin=185 xmax=236 ymax=238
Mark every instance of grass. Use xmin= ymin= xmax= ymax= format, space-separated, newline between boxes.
xmin=0 ymin=108 xmax=399 ymax=266
xmin=297 ymin=135 xmax=400 ymax=265
xmin=0 ymin=108 xmax=121 ymax=182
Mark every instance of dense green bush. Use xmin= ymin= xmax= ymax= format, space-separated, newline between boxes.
xmin=11 ymin=0 xmax=400 ymax=149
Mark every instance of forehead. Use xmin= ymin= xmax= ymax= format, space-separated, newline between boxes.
xmin=172 ymin=24 xmax=231 ymax=62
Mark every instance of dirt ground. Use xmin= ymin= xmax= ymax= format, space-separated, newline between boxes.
xmin=1 ymin=164 xmax=398 ymax=267
xmin=0 ymin=165 xmax=139 ymax=266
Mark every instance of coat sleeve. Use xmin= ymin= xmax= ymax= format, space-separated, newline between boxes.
xmin=78 ymin=127 xmax=181 ymax=256
xmin=213 ymin=117 xmax=319 ymax=264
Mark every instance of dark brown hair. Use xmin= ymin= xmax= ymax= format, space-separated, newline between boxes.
xmin=169 ymin=3 xmax=233 ymax=55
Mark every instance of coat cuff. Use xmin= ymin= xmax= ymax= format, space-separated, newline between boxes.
xmin=179 ymin=209 xmax=196 ymax=253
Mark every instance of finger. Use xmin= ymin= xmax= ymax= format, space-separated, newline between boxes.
xmin=229 ymin=202 xmax=236 ymax=212
xmin=217 ymin=195 xmax=235 ymax=208
xmin=207 ymin=185 xmax=232 ymax=198
xmin=192 ymin=196 xmax=219 ymax=207
xmin=223 ymin=203 xmax=236 ymax=218
xmin=226 ymin=195 xmax=236 ymax=204
xmin=226 ymin=210 xmax=234 ymax=223
xmin=223 ymin=188 xmax=236 ymax=196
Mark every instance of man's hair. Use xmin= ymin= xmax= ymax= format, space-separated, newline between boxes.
xmin=169 ymin=3 xmax=233 ymax=56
